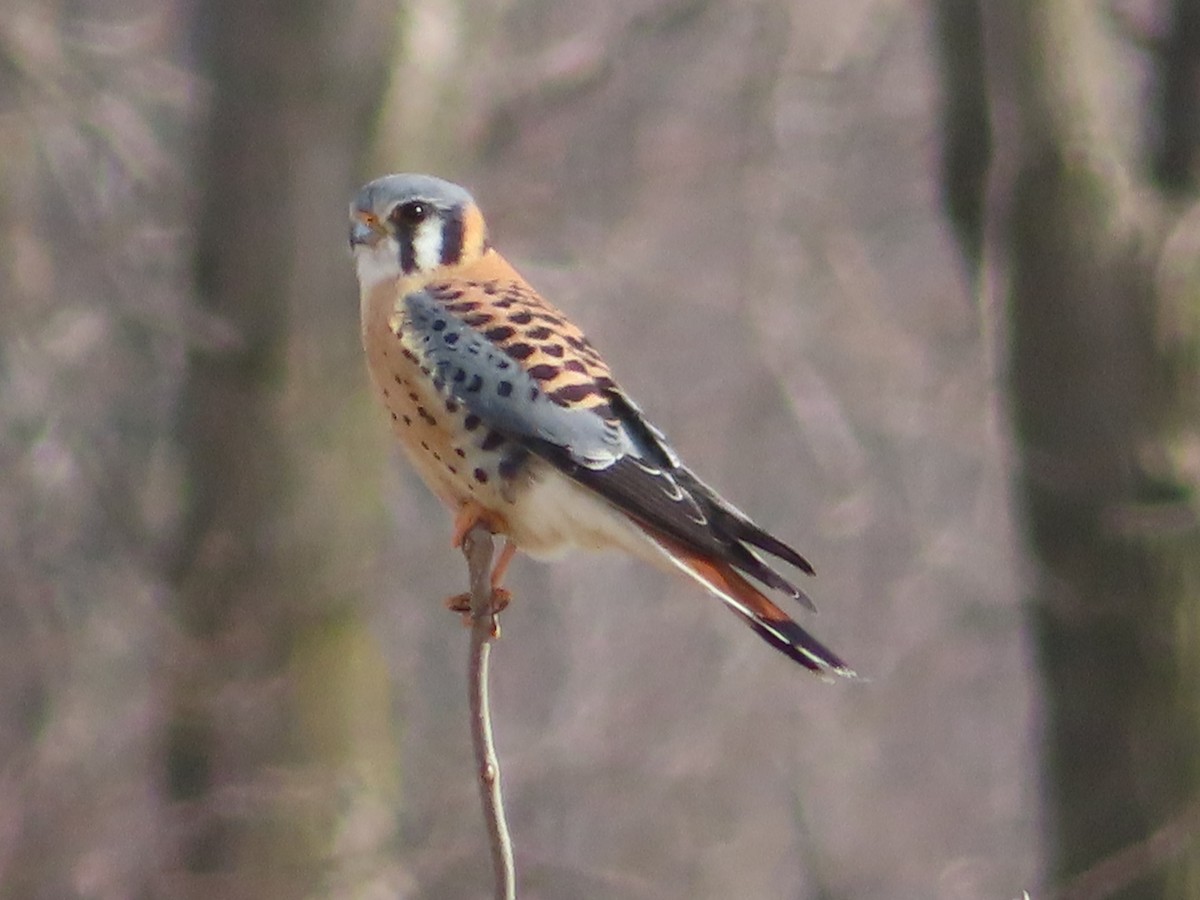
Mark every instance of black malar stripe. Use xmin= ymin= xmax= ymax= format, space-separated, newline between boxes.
xmin=440 ymin=205 xmax=464 ymax=267
xmin=399 ymin=235 xmax=416 ymax=273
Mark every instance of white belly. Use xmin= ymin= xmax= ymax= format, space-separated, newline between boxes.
xmin=506 ymin=461 xmax=658 ymax=563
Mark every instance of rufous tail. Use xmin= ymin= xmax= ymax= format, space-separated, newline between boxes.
xmin=646 ymin=533 xmax=855 ymax=679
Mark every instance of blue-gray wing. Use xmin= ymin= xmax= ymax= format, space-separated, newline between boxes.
xmin=404 ymin=287 xmax=817 ymax=608
xmin=404 ymin=289 xmax=631 ymax=469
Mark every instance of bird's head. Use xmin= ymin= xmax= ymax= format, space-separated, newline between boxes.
xmin=349 ymin=173 xmax=489 ymax=288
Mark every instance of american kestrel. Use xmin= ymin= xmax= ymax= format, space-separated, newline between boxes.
xmin=349 ymin=173 xmax=853 ymax=678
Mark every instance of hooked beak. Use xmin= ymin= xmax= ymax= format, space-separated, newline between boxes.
xmin=349 ymin=211 xmax=385 ymax=249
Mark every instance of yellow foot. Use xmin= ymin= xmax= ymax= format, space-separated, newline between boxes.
xmin=444 ymin=587 xmax=512 ymax=637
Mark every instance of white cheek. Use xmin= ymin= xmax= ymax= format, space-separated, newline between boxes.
xmin=411 ymin=218 xmax=443 ymax=272
xmin=354 ymin=240 xmax=400 ymax=289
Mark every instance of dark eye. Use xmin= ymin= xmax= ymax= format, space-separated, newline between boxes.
xmin=392 ymin=201 xmax=430 ymax=227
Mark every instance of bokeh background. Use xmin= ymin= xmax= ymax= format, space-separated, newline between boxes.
xmin=2 ymin=1 xmax=1199 ymax=898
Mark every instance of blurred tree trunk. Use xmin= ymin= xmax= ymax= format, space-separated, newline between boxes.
xmin=942 ymin=1 xmax=1200 ymax=896
xmin=168 ymin=0 xmax=402 ymax=896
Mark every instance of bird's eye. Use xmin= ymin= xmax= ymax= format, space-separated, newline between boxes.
xmin=392 ymin=201 xmax=430 ymax=227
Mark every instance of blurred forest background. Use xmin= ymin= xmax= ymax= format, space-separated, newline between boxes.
xmin=2 ymin=0 xmax=1199 ymax=898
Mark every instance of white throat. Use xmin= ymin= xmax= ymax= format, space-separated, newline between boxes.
xmin=354 ymin=239 xmax=401 ymax=291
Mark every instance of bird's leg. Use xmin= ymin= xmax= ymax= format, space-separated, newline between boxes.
xmin=446 ymin=503 xmax=515 ymax=632
xmin=489 ymin=540 xmax=517 ymax=595
xmin=451 ymin=499 xmax=506 ymax=549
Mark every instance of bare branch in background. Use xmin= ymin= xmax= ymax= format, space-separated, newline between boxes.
xmin=1052 ymin=797 xmax=1200 ymax=900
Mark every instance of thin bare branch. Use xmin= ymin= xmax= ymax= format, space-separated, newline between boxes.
xmin=1052 ymin=797 xmax=1200 ymax=900
xmin=460 ymin=525 xmax=516 ymax=900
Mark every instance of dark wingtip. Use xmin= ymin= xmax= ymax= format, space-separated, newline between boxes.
xmin=727 ymin=541 xmax=818 ymax=612
xmin=740 ymin=527 xmax=816 ymax=576
xmin=748 ymin=618 xmax=856 ymax=680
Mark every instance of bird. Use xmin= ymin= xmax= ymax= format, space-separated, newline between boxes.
xmin=349 ymin=173 xmax=853 ymax=678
